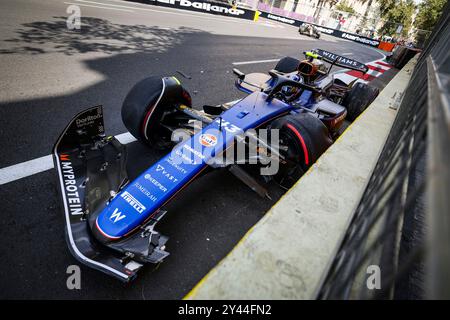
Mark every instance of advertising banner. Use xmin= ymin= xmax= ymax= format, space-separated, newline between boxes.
xmin=125 ymin=1 xmax=380 ymax=47
xmin=259 ymin=11 xmax=381 ymax=48
xmin=127 ymin=0 xmax=257 ymax=20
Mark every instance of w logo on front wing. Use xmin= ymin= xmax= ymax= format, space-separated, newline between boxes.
xmin=110 ymin=208 xmax=126 ymax=223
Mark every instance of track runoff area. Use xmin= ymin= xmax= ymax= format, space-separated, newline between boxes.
xmin=0 ymin=0 xmax=393 ymax=301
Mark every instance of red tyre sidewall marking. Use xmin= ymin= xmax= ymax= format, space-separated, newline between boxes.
xmin=141 ymin=104 xmax=155 ymax=137
xmin=141 ymin=79 xmax=166 ymax=140
xmin=286 ymin=123 xmax=309 ymax=165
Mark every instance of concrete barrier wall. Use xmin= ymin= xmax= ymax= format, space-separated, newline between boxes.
xmin=185 ymin=57 xmax=418 ymax=299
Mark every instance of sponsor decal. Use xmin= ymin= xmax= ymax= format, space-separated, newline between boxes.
xmin=183 ymin=144 xmax=206 ymax=159
xmin=175 ymin=148 xmax=196 ymax=164
xmin=144 ymin=173 xmax=168 ymax=192
xmin=320 ymin=50 xmax=362 ymax=68
xmin=315 ymin=26 xmax=334 ymax=34
xmin=166 ymin=156 xmax=188 ymax=174
xmin=120 ymin=191 xmax=146 ymax=213
xmin=156 ymin=0 xmax=245 ymax=16
xmin=199 ymin=133 xmax=218 ymax=147
xmin=75 ymin=109 xmax=102 ymax=129
xmin=341 ymin=32 xmax=380 ymax=46
xmin=60 ymin=154 xmax=83 ymax=216
xmin=134 ymin=182 xmax=158 ymax=202
xmin=110 ymin=208 xmax=126 ymax=223
xmin=267 ymin=14 xmax=295 ymax=24
xmin=156 ymin=164 xmax=179 ymax=183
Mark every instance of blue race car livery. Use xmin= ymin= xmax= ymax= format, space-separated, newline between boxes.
xmin=53 ymin=50 xmax=379 ymax=281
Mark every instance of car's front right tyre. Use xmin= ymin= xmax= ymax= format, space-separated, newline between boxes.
xmin=268 ymin=113 xmax=333 ymax=187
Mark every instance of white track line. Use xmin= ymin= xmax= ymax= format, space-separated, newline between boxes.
xmin=0 ymin=155 xmax=54 ymax=185
xmin=0 ymin=132 xmax=136 ymax=185
xmin=73 ymin=0 xmax=262 ymax=26
xmin=64 ymin=1 xmax=134 ymax=12
xmin=232 ymin=58 xmax=280 ymax=65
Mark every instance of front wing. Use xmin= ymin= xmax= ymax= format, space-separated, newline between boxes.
xmin=53 ymin=106 xmax=142 ymax=281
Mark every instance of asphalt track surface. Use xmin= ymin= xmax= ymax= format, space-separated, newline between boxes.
xmin=0 ymin=0 xmax=384 ymax=299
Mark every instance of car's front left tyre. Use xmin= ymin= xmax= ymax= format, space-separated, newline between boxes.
xmin=121 ymin=76 xmax=192 ymax=148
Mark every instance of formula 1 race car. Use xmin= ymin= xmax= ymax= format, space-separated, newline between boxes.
xmin=299 ymin=23 xmax=321 ymax=39
xmin=234 ymin=49 xmax=379 ymax=122
xmin=53 ymin=49 xmax=378 ymax=281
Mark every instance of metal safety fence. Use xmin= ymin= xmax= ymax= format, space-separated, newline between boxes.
xmin=317 ymin=2 xmax=450 ymax=299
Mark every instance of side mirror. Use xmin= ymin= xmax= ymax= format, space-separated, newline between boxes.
xmin=232 ymin=68 xmax=245 ymax=80
xmin=203 ymin=104 xmax=223 ymax=116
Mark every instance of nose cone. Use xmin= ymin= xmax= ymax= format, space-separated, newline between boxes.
xmin=93 ymin=204 xmax=135 ymax=243
xmin=94 ymin=214 xmax=125 ymax=243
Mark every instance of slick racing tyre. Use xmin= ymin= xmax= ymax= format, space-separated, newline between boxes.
xmin=121 ymin=76 xmax=192 ymax=148
xmin=268 ymin=113 xmax=333 ymax=188
xmin=342 ymin=82 xmax=379 ymax=121
xmin=274 ymin=56 xmax=300 ymax=74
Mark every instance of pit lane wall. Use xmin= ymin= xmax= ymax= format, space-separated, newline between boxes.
xmin=185 ymin=56 xmax=418 ymax=299
xmin=126 ymin=0 xmax=258 ymax=20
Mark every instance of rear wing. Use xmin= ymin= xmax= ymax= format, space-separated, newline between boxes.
xmin=315 ymin=49 xmax=369 ymax=73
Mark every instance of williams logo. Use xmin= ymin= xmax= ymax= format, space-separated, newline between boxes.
xmin=199 ymin=133 xmax=217 ymax=147
xmin=120 ymin=191 xmax=146 ymax=213
xmin=110 ymin=208 xmax=126 ymax=223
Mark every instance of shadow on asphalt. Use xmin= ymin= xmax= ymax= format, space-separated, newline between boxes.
xmin=0 ymin=16 xmax=254 ymax=167
xmin=0 ymin=16 xmax=288 ymax=299
xmin=0 ymin=16 xmax=203 ymax=55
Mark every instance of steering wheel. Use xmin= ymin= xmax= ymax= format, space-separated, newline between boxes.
xmin=265 ymin=70 xmax=321 ymax=102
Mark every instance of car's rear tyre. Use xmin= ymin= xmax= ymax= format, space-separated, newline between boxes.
xmin=268 ymin=113 xmax=333 ymax=187
xmin=121 ymin=76 xmax=192 ymax=148
xmin=274 ymin=56 xmax=300 ymax=74
xmin=342 ymin=82 xmax=379 ymax=121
